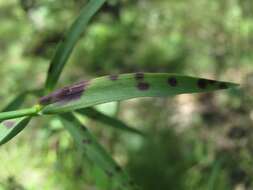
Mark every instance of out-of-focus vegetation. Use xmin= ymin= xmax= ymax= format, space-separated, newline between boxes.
xmin=0 ymin=0 xmax=252 ymax=189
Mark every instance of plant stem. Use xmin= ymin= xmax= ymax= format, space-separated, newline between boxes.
xmin=0 ymin=107 xmax=39 ymax=121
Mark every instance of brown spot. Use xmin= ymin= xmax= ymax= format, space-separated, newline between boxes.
xmin=137 ymin=82 xmax=150 ymax=91
xmin=197 ymin=79 xmax=208 ymax=89
xmin=219 ymin=83 xmax=228 ymax=89
xmin=135 ymin=72 xmax=144 ymax=80
xmin=39 ymin=95 xmax=52 ymax=105
xmin=109 ymin=74 xmax=118 ymax=81
xmin=39 ymin=80 xmax=90 ymax=105
xmin=168 ymin=77 xmax=178 ymax=87
xmin=3 ymin=120 xmax=15 ymax=129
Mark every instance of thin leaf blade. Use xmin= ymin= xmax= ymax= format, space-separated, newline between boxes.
xmin=2 ymin=92 xmax=27 ymax=112
xmin=41 ymin=73 xmax=238 ymax=114
xmin=45 ymin=0 xmax=106 ymax=91
xmin=60 ymin=113 xmax=137 ymax=190
xmin=0 ymin=117 xmax=31 ymax=146
xmin=77 ymin=107 xmax=144 ymax=136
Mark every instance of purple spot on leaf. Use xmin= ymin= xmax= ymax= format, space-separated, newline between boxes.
xmin=137 ymin=82 xmax=150 ymax=91
xmin=168 ymin=77 xmax=178 ymax=87
xmin=39 ymin=95 xmax=53 ymax=105
xmin=3 ymin=120 xmax=15 ymax=129
xmin=39 ymin=80 xmax=90 ymax=105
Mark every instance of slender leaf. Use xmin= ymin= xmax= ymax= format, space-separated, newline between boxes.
xmin=0 ymin=117 xmax=31 ymax=145
xmin=2 ymin=92 xmax=27 ymax=112
xmin=0 ymin=92 xmax=32 ymax=146
xmin=2 ymin=89 xmax=43 ymax=112
xmin=77 ymin=107 xmax=144 ymax=136
xmin=40 ymin=73 xmax=238 ymax=114
xmin=0 ymin=107 xmax=39 ymax=121
xmin=60 ymin=113 xmax=137 ymax=190
xmin=45 ymin=0 xmax=106 ymax=91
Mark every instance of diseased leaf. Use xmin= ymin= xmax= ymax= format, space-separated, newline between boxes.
xmin=45 ymin=0 xmax=106 ymax=91
xmin=60 ymin=113 xmax=137 ymax=190
xmin=40 ymin=73 xmax=238 ymax=114
xmin=77 ymin=107 xmax=144 ymax=136
xmin=0 ymin=117 xmax=31 ymax=145
xmin=0 ymin=92 xmax=32 ymax=146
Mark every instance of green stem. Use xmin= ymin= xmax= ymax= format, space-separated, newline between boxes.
xmin=0 ymin=106 xmax=39 ymax=121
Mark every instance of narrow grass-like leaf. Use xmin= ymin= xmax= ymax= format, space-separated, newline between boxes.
xmin=0 ymin=92 xmax=33 ymax=145
xmin=2 ymin=89 xmax=43 ymax=112
xmin=40 ymin=73 xmax=238 ymax=114
xmin=77 ymin=107 xmax=144 ymax=136
xmin=45 ymin=0 xmax=106 ymax=91
xmin=0 ymin=107 xmax=39 ymax=121
xmin=60 ymin=113 xmax=137 ymax=190
xmin=2 ymin=92 xmax=27 ymax=112
xmin=0 ymin=117 xmax=31 ymax=145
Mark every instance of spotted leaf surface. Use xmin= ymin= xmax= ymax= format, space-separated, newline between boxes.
xmin=0 ymin=117 xmax=30 ymax=145
xmin=41 ymin=73 xmax=238 ymax=114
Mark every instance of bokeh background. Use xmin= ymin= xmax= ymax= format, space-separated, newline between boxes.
xmin=0 ymin=0 xmax=252 ymax=189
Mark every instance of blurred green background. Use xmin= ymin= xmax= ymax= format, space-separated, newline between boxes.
xmin=0 ymin=0 xmax=252 ymax=189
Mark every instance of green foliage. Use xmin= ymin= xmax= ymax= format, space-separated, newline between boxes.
xmin=0 ymin=0 xmax=249 ymax=189
xmin=60 ymin=113 xmax=136 ymax=190
xmin=45 ymin=0 xmax=106 ymax=91
xmin=0 ymin=117 xmax=30 ymax=145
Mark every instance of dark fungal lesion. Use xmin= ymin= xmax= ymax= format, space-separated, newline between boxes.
xmin=3 ymin=120 xmax=15 ymax=129
xmin=197 ymin=78 xmax=229 ymax=90
xmin=137 ymin=82 xmax=150 ymax=91
xmin=134 ymin=72 xmax=150 ymax=91
xmin=168 ymin=77 xmax=178 ymax=87
xmin=39 ymin=80 xmax=89 ymax=105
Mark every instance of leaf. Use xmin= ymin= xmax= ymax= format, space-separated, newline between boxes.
xmin=45 ymin=0 xmax=107 ymax=91
xmin=60 ymin=113 xmax=137 ymax=190
xmin=0 ymin=92 xmax=31 ymax=146
xmin=0 ymin=107 xmax=39 ymax=121
xmin=40 ymin=73 xmax=239 ymax=114
xmin=77 ymin=107 xmax=144 ymax=136
xmin=0 ymin=117 xmax=31 ymax=146
xmin=2 ymin=92 xmax=27 ymax=112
